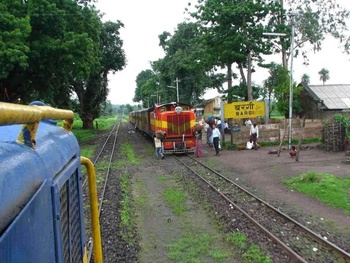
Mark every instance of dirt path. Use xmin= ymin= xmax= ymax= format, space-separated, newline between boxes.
xmin=128 ymin=130 xmax=239 ymax=263
xmin=117 ymin=124 xmax=350 ymax=262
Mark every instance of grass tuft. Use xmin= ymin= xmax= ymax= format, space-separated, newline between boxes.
xmin=284 ymin=171 xmax=350 ymax=214
xmin=163 ymin=187 xmax=187 ymax=216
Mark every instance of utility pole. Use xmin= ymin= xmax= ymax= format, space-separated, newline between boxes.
xmin=167 ymin=77 xmax=180 ymax=103
xmin=175 ymin=78 xmax=180 ymax=103
xmin=288 ymin=12 xmax=295 ymax=150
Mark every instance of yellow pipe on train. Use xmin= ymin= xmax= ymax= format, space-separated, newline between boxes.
xmin=81 ymin=157 xmax=103 ymax=263
xmin=0 ymin=102 xmax=74 ymax=128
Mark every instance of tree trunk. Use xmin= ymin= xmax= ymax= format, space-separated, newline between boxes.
xmin=227 ymin=62 xmax=232 ymax=90
xmin=279 ymin=0 xmax=288 ymax=69
xmin=73 ymin=82 xmax=95 ymax=129
xmin=238 ymin=63 xmax=247 ymax=85
xmin=277 ymin=120 xmax=288 ymax=157
xmin=81 ymin=113 xmax=94 ymax=129
xmin=247 ymin=51 xmax=253 ymax=101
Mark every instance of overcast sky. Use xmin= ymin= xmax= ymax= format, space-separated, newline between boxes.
xmin=96 ymin=0 xmax=350 ymax=105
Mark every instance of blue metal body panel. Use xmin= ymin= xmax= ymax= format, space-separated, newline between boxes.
xmin=0 ymin=180 xmax=55 ymax=262
xmin=0 ymin=120 xmax=84 ymax=262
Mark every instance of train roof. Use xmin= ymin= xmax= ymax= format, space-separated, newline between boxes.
xmin=155 ymin=102 xmax=192 ymax=109
xmin=129 ymin=102 xmax=193 ymax=114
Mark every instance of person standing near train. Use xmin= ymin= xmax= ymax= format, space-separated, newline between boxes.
xmin=194 ymin=130 xmax=203 ymax=157
xmin=212 ymin=123 xmax=221 ymax=156
xmin=249 ymin=123 xmax=259 ymax=150
xmin=154 ymin=136 xmax=164 ymax=159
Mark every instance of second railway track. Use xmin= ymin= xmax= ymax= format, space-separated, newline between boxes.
xmin=81 ymin=119 xmax=121 ymax=262
xmin=174 ymin=154 xmax=350 ymax=263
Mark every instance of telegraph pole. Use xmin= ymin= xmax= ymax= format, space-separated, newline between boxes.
xmin=288 ymin=12 xmax=295 ymax=150
xmin=175 ymin=78 xmax=180 ymax=103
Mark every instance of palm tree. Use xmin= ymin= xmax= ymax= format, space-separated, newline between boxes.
xmin=301 ymin=74 xmax=310 ymax=85
xmin=318 ymin=68 xmax=330 ymax=85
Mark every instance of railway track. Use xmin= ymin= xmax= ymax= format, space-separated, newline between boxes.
xmin=80 ymin=119 xmax=121 ymax=262
xmin=79 ymin=132 xmax=111 ymax=146
xmin=174 ymin=154 xmax=350 ymax=263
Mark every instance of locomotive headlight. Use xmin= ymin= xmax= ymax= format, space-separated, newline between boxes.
xmin=175 ymin=106 xmax=183 ymax=114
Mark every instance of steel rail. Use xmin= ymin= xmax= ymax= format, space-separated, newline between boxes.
xmin=82 ymin=121 xmax=119 ymax=188
xmin=174 ymin=154 xmax=350 ymax=262
xmin=186 ymin=155 xmax=350 ymax=260
xmin=80 ymin=133 xmax=110 ymax=146
xmin=84 ymin=119 xmax=121 ymax=263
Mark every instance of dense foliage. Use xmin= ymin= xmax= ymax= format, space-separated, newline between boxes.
xmin=0 ymin=0 xmax=126 ymax=128
xmin=133 ymin=0 xmax=350 ymax=119
xmin=133 ymin=22 xmax=226 ymax=107
xmin=2 ymin=0 xmax=349 ymax=125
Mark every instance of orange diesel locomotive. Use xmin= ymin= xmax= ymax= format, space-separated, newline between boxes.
xmin=130 ymin=102 xmax=196 ymax=153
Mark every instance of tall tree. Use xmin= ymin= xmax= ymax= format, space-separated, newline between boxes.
xmin=1 ymin=0 xmax=100 ymax=105
xmin=133 ymin=69 xmax=156 ymax=107
xmin=263 ymin=63 xmax=302 ymax=117
xmin=318 ymin=68 xmax=330 ymax=85
xmin=0 ymin=0 xmax=126 ymax=128
xmin=270 ymin=0 xmax=350 ymax=68
xmin=190 ymin=0 xmax=282 ymax=100
xmin=134 ymin=22 xmax=225 ymax=106
xmin=75 ymin=20 xmax=126 ymax=128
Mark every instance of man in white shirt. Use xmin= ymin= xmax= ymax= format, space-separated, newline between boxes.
xmin=212 ymin=123 xmax=221 ymax=156
xmin=224 ymin=121 xmax=229 ymax=130
xmin=249 ymin=123 xmax=259 ymax=150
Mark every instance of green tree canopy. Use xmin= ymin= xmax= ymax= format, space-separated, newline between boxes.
xmin=190 ymin=0 xmax=282 ymax=100
xmin=0 ymin=0 xmax=126 ymax=128
xmin=134 ymin=22 xmax=226 ymax=107
xmin=0 ymin=1 xmax=30 ymax=82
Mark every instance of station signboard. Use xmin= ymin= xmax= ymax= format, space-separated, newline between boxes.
xmin=224 ymin=101 xmax=265 ymax=119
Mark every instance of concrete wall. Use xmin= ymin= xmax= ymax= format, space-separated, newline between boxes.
xmin=224 ymin=119 xmax=323 ymax=145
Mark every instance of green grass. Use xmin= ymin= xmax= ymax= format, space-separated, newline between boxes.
xmin=226 ymin=232 xmax=248 ymax=252
xmin=134 ymin=179 xmax=147 ymax=207
xmin=58 ymin=116 xmax=117 ymax=143
xmin=167 ymin=233 xmax=232 ymax=262
xmin=73 ymin=116 xmax=117 ymax=130
xmin=119 ymin=172 xmax=137 ymax=246
xmin=225 ymin=232 xmax=272 ymax=263
xmin=162 ymin=187 xmax=187 ymax=216
xmin=242 ymin=244 xmax=272 ymax=263
xmin=116 ymin=142 xmax=141 ymax=167
xmin=80 ymin=145 xmax=95 ymax=159
xmin=284 ymin=171 xmax=350 ymax=214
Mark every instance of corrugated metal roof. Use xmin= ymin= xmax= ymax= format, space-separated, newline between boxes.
xmin=308 ymin=84 xmax=350 ymax=110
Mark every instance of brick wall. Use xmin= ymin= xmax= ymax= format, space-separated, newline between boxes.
xmin=224 ymin=119 xmax=323 ymax=145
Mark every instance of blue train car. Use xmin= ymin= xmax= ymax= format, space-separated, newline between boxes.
xmin=0 ymin=102 xmax=102 ymax=263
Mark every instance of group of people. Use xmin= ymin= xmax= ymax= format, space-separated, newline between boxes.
xmin=194 ymin=122 xmax=222 ymax=157
xmin=154 ymin=118 xmax=299 ymax=159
